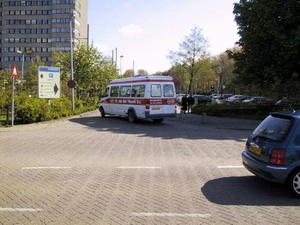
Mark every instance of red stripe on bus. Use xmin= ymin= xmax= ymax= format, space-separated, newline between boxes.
xmin=109 ymin=79 xmax=174 ymax=85
xmin=100 ymin=98 xmax=176 ymax=105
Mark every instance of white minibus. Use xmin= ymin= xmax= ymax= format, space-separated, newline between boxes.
xmin=99 ymin=75 xmax=177 ymax=123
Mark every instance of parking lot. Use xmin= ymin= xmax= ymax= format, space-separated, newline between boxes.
xmin=1 ymin=110 xmax=300 ymax=225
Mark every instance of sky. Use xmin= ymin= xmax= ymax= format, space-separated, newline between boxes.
xmin=88 ymin=0 xmax=240 ymax=74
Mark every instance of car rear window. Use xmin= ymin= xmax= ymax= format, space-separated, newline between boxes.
xmin=252 ymin=115 xmax=292 ymax=141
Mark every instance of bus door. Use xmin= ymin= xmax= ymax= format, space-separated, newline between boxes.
xmin=149 ymin=83 xmax=176 ymax=115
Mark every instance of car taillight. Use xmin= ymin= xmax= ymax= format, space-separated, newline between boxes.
xmin=270 ymin=149 xmax=285 ymax=165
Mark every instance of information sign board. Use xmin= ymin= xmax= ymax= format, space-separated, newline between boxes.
xmin=38 ymin=66 xmax=60 ymax=99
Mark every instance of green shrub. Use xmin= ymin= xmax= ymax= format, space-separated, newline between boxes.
xmin=16 ymin=97 xmax=50 ymax=123
xmin=192 ymin=102 xmax=280 ymax=120
xmin=7 ymin=93 xmax=98 ymax=124
xmin=51 ymin=95 xmax=73 ymax=118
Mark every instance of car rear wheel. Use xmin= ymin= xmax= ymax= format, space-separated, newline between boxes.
xmin=128 ymin=110 xmax=137 ymax=123
xmin=287 ymin=168 xmax=300 ymax=198
xmin=99 ymin=107 xmax=105 ymax=117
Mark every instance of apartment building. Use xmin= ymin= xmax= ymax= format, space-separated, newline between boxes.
xmin=0 ymin=0 xmax=88 ymax=77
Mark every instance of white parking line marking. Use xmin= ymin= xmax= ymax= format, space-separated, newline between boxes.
xmin=132 ymin=213 xmax=211 ymax=218
xmin=0 ymin=208 xmax=43 ymax=212
xmin=21 ymin=166 xmax=71 ymax=170
xmin=217 ymin=166 xmax=244 ymax=169
xmin=116 ymin=166 xmax=161 ymax=169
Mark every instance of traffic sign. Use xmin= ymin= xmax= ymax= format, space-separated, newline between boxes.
xmin=38 ymin=66 xmax=60 ymax=99
xmin=68 ymin=79 xmax=77 ymax=88
xmin=11 ymin=64 xmax=18 ymax=77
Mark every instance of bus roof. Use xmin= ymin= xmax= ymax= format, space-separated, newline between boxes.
xmin=109 ymin=75 xmax=174 ymax=85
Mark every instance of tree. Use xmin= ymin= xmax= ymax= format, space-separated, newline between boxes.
xmin=168 ymin=26 xmax=209 ymax=94
xmin=193 ymin=59 xmax=216 ymax=94
xmin=229 ymin=0 xmax=300 ymax=99
xmin=123 ymin=69 xmax=134 ymax=77
xmin=137 ymin=69 xmax=148 ymax=75
xmin=52 ymin=44 xmax=119 ymax=103
xmin=0 ymin=70 xmax=11 ymax=110
xmin=170 ymin=65 xmax=189 ymax=93
xmin=211 ymin=51 xmax=235 ymax=94
xmin=24 ymin=56 xmax=45 ymax=95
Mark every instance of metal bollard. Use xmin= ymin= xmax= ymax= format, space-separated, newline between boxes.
xmin=202 ymin=112 xmax=206 ymax=124
xmin=180 ymin=110 xmax=184 ymax=119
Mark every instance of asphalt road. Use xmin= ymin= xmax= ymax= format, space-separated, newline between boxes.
xmin=1 ymin=110 xmax=300 ymax=225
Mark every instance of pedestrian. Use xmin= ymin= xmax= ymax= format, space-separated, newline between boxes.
xmin=181 ymin=94 xmax=188 ymax=114
xmin=187 ymin=94 xmax=195 ymax=113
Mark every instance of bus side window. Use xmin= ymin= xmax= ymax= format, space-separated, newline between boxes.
xmin=131 ymin=89 xmax=137 ymax=97
xmin=103 ymin=87 xmax=109 ymax=97
xmin=151 ymin=84 xmax=161 ymax=97
xmin=133 ymin=84 xmax=145 ymax=97
xmin=120 ymin=85 xmax=131 ymax=97
xmin=126 ymin=89 xmax=131 ymax=96
xmin=163 ymin=84 xmax=174 ymax=97
xmin=110 ymin=86 xmax=119 ymax=97
xmin=139 ymin=85 xmax=145 ymax=97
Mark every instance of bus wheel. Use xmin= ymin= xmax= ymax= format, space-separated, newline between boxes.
xmin=99 ymin=107 xmax=105 ymax=117
xmin=128 ymin=110 xmax=137 ymax=123
xmin=153 ymin=119 xmax=164 ymax=123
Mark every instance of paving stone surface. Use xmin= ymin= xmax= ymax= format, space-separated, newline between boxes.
xmin=1 ymin=110 xmax=300 ymax=225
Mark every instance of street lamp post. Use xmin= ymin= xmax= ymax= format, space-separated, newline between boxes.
xmin=120 ymin=55 xmax=124 ymax=75
xmin=132 ymin=60 xmax=135 ymax=76
xmin=16 ymin=50 xmax=24 ymax=89
xmin=70 ymin=12 xmax=75 ymax=111
xmin=115 ymin=48 xmax=117 ymax=67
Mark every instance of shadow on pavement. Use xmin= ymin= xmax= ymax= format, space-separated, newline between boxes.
xmin=69 ymin=114 xmax=253 ymax=142
xmin=201 ymin=176 xmax=300 ymax=206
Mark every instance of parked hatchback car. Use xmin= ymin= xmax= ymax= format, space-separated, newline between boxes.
xmin=242 ymin=110 xmax=300 ymax=197
xmin=193 ymin=95 xmax=210 ymax=104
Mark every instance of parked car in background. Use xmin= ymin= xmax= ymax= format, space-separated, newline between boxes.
xmin=265 ymin=98 xmax=276 ymax=104
xmin=223 ymin=94 xmax=234 ymax=99
xmin=193 ymin=95 xmax=210 ymax=104
xmin=276 ymin=99 xmax=296 ymax=106
xmin=233 ymin=96 xmax=252 ymax=102
xmin=216 ymin=94 xmax=233 ymax=104
xmin=242 ymin=110 xmax=300 ymax=198
xmin=209 ymin=94 xmax=218 ymax=100
xmin=243 ymin=96 xmax=266 ymax=103
xmin=226 ymin=95 xmax=244 ymax=102
xmin=216 ymin=95 xmax=226 ymax=104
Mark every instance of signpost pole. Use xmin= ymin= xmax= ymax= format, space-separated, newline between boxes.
xmin=70 ymin=13 xmax=75 ymax=111
xmin=11 ymin=64 xmax=18 ymax=126
xmin=11 ymin=76 xmax=14 ymax=126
